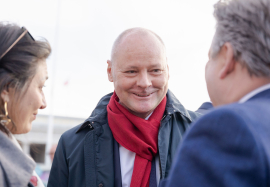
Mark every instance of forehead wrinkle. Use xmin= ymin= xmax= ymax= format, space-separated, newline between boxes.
xmin=113 ymin=44 xmax=166 ymax=69
xmin=121 ymin=62 xmax=165 ymax=69
xmin=115 ymin=59 xmax=167 ymax=73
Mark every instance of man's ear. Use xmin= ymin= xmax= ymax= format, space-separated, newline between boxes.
xmin=166 ymin=62 xmax=170 ymax=80
xmin=1 ymin=89 xmax=10 ymax=103
xmin=107 ymin=60 xmax=113 ymax=82
xmin=219 ymin=42 xmax=236 ymax=79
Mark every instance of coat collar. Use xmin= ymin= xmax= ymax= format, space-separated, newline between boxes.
xmin=76 ymin=90 xmax=193 ymax=133
xmin=0 ymin=131 xmax=35 ymax=187
xmin=165 ymin=89 xmax=192 ymax=121
xmin=76 ymin=92 xmax=112 ymax=133
xmin=247 ymin=87 xmax=270 ymax=102
xmin=239 ymin=83 xmax=270 ymax=103
xmin=197 ymin=102 xmax=213 ymax=110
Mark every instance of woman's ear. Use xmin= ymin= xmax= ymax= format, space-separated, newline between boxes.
xmin=1 ymin=89 xmax=9 ymax=103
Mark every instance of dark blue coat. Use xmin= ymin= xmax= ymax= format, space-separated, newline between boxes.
xmin=47 ymin=90 xmax=200 ymax=187
xmin=160 ymin=88 xmax=270 ymax=187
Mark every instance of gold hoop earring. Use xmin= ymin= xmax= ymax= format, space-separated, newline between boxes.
xmin=0 ymin=101 xmax=11 ymax=125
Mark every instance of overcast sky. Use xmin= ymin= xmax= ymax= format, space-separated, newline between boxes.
xmin=1 ymin=0 xmax=217 ymax=118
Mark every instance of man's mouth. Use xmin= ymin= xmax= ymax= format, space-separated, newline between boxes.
xmin=133 ymin=92 xmax=153 ymax=97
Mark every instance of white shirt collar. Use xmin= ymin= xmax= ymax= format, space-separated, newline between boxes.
xmin=145 ymin=112 xmax=153 ymax=120
xmin=239 ymin=83 xmax=270 ymax=103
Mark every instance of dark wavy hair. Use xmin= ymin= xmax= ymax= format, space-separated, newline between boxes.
xmin=0 ymin=22 xmax=51 ymax=135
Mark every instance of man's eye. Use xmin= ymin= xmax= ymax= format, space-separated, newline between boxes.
xmin=126 ymin=70 xmax=136 ymax=73
xmin=152 ymin=69 xmax=162 ymax=73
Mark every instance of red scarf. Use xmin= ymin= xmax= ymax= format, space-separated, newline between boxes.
xmin=107 ymin=92 xmax=166 ymax=187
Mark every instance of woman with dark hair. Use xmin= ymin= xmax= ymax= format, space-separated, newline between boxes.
xmin=0 ymin=23 xmax=51 ymax=187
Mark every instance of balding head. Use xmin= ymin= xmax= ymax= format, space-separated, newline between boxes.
xmin=110 ymin=27 xmax=166 ymax=63
xmin=107 ymin=28 xmax=169 ymax=119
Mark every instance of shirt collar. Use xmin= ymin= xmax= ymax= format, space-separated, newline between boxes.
xmin=239 ymin=83 xmax=270 ymax=103
xmin=145 ymin=112 xmax=153 ymax=120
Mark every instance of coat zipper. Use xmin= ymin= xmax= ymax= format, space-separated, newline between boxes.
xmin=161 ymin=114 xmax=167 ymax=121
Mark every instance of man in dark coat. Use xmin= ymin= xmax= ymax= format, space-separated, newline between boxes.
xmin=48 ymin=28 xmax=200 ymax=187
xmin=160 ymin=0 xmax=270 ymax=186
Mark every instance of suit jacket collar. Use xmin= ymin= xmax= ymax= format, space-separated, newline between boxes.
xmin=239 ymin=83 xmax=270 ymax=103
xmin=247 ymin=88 xmax=270 ymax=102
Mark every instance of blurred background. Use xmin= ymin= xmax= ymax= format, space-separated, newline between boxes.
xmin=1 ymin=0 xmax=217 ymax=185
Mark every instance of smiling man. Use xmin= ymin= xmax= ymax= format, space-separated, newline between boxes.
xmin=48 ymin=28 xmax=200 ymax=187
xmin=107 ymin=29 xmax=169 ymax=119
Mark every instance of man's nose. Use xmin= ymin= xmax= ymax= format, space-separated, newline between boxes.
xmin=137 ymin=71 xmax=152 ymax=88
xmin=40 ymin=95 xmax=47 ymax=109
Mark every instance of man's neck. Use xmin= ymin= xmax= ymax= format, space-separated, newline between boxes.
xmin=215 ymin=77 xmax=270 ymax=107
xmin=118 ymin=100 xmax=154 ymax=119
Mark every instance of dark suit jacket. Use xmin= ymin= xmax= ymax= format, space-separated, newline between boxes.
xmin=160 ymin=88 xmax=270 ymax=187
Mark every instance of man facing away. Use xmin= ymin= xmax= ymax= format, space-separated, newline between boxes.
xmin=47 ymin=28 xmax=200 ymax=187
xmin=160 ymin=0 xmax=270 ymax=186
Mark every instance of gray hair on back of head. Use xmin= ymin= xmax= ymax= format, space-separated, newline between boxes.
xmin=212 ymin=0 xmax=270 ymax=77
xmin=111 ymin=27 xmax=166 ymax=62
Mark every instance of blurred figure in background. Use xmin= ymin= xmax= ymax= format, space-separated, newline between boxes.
xmin=0 ymin=23 xmax=51 ymax=187
xmin=49 ymin=144 xmax=57 ymax=162
xmin=48 ymin=28 xmax=200 ymax=187
xmin=195 ymin=102 xmax=213 ymax=114
xmin=160 ymin=0 xmax=270 ymax=186
xmin=37 ymin=144 xmax=58 ymax=186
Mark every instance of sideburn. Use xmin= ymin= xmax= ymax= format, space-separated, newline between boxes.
xmin=6 ymin=76 xmax=35 ymax=134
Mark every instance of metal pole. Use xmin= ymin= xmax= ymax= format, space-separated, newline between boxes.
xmin=45 ymin=0 xmax=62 ymax=167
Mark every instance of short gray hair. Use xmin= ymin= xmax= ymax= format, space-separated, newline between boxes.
xmin=111 ymin=27 xmax=166 ymax=61
xmin=212 ymin=0 xmax=270 ymax=77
